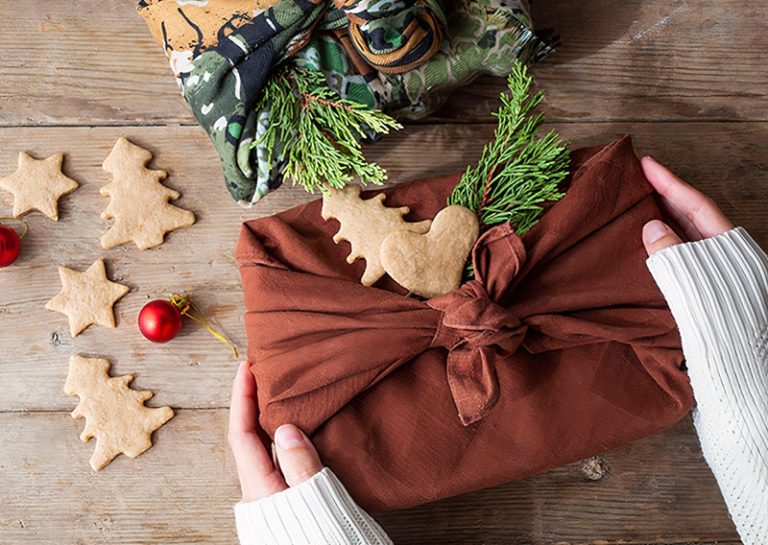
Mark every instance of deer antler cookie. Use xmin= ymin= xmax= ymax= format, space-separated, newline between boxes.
xmin=321 ymin=185 xmax=431 ymax=286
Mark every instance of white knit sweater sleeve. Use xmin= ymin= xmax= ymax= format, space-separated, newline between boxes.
xmin=234 ymin=468 xmax=393 ymax=545
xmin=646 ymin=227 xmax=768 ymax=545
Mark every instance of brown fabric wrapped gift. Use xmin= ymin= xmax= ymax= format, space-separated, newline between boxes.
xmin=236 ymin=136 xmax=695 ymax=512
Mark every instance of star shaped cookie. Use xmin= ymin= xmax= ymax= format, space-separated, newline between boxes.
xmin=46 ymin=259 xmax=130 ymax=337
xmin=0 ymin=152 xmax=79 ymax=220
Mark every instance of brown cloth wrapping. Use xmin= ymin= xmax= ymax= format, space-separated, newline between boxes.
xmin=236 ymin=136 xmax=695 ymax=512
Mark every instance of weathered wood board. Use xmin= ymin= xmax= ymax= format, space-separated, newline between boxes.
xmin=0 ymin=1 xmax=765 ymax=126
xmin=0 ymin=413 xmax=741 ymax=545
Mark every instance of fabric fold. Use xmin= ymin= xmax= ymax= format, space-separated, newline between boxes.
xmin=237 ymin=135 xmax=695 ymax=511
xmin=138 ymin=0 xmax=551 ymax=204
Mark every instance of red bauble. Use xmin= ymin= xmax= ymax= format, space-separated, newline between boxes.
xmin=0 ymin=225 xmax=21 ymax=268
xmin=138 ymin=300 xmax=182 ymax=343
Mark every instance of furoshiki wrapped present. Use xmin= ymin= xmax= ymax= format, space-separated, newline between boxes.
xmin=236 ymin=136 xmax=695 ymax=511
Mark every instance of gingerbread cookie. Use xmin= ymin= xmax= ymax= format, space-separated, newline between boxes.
xmin=0 ymin=151 xmax=79 ymax=220
xmin=321 ymin=184 xmax=431 ymax=286
xmin=45 ymin=259 xmax=130 ymax=337
xmin=380 ymin=205 xmax=479 ymax=298
xmin=100 ymin=137 xmax=195 ymax=250
xmin=64 ymin=354 xmax=174 ymax=471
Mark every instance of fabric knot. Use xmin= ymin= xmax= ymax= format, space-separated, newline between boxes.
xmin=338 ymin=0 xmax=446 ymax=75
xmin=427 ymin=279 xmax=527 ymax=426
xmin=429 ymin=280 xmax=523 ymax=351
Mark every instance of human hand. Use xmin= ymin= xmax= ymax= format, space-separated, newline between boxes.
xmin=640 ymin=156 xmax=734 ymax=256
xmin=640 ymin=157 xmax=768 ymax=545
xmin=228 ymin=361 xmax=323 ymax=502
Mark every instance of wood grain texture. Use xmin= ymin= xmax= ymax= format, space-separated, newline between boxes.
xmin=441 ymin=0 xmax=768 ymax=123
xmin=0 ymin=0 xmax=764 ymax=543
xmin=0 ymin=1 xmax=765 ymax=126
xmin=0 ymin=412 xmax=740 ymax=545
xmin=0 ymin=409 xmax=241 ymax=545
xmin=0 ymin=1 xmax=189 ymax=126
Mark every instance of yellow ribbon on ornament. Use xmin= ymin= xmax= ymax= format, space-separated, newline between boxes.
xmin=170 ymin=293 xmax=239 ymax=358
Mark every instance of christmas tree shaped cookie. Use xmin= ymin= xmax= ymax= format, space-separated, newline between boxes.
xmin=321 ymin=184 xmax=431 ymax=286
xmin=100 ymin=137 xmax=195 ymax=250
xmin=64 ymin=355 xmax=174 ymax=471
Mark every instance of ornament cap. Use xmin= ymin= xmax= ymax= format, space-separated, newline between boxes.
xmin=0 ymin=217 xmax=29 ymax=238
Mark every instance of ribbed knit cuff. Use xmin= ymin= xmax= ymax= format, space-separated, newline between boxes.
xmin=647 ymin=227 xmax=768 ymax=545
xmin=234 ymin=468 xmax=393 ymax=545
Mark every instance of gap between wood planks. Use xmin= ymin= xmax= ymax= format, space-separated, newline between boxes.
xmin=2 ymin=119 xmax=768 ymax=130
xmin=0 ymin=407 xmax=225 ymax=414
xmin=0 ymin=407 xmax=229 ymax=417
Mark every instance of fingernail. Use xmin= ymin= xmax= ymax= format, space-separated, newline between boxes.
xmin=275 ymin=425 xmax=304 ymax=450
xmin=644 ymin=220 xmax=669 ymax=243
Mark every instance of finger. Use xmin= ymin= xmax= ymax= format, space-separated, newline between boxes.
xmin=274 ymin=424 xmax=324 ymax=487
xmin=229 ymin=361 xmax=261 ymax=435
xmin=643 ymin=220 xmax=684 ymax=256
xmin=653 ymin=194 xmax=703 ymax=241
xmin=229 ymin=362 xmax=287 ymax=501
xmin=641 ymin=156 xmax=734 ymax=239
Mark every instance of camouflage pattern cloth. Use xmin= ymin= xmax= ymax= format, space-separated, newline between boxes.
xmin=138 ymin=0 xmax=550 ymax=205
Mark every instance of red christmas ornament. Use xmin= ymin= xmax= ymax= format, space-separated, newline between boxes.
xmin=0 ymin=223 xmax=22 ymax=268
xmin=138 ymin=299 xmax=182 ymax=343
xmin=138 ymin=293 xmax=238 ymax=356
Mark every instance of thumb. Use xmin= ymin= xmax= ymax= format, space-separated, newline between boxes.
xmin=643 ymin=220 xmax=683 ymax=256
xmin=274 ymin=424 xmax=324 ymax=487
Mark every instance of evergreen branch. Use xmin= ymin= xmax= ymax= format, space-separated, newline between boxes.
xmin=448 ymin=62 xmax=570 ymax=235
xmin=301 ymin=93 xmax=356 ymax=112
xmin=252 ymin=67 xmax=402 ymax=193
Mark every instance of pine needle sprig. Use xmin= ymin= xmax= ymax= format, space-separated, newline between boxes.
xmin=448 ymin=62 xmax=569 ymax=234
xmin=253 ymin=67 xmax=402 ymax=193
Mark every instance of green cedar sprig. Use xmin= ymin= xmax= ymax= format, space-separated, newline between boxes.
xmin=448 ymin=62 xmax=569 ymax=234
xmin=253 ymin=67 xmax=402 ymax=192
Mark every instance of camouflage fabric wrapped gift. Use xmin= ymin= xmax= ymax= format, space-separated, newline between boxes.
xmin=138 ymin=0 xmax=551 ymax=205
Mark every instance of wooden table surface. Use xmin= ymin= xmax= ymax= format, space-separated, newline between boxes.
xmin=1 ymin=1 xmax=765 ymax=544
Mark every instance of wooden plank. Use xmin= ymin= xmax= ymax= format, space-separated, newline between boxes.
xmin=0 ymin=1 xmax=765 ymax=126
xmin=1 ymin=122 xmax=767 ymax=412
xmin=0 ymin=1 xmax=189 ymax=126
xmin=442 ymin=0 xmax=768 ymax=123
xmin=0 ymin=409 xmax=240 ymax=545
xmin=0 ymin=412 xmax=739 ymax=544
